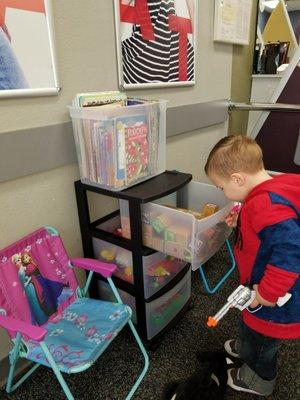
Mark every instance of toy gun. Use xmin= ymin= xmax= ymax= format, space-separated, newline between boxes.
xmin=207 ymin=285 xmax=292 ymax=328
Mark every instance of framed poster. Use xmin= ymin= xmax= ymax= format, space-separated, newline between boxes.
xmin=114 ymin=0 xmax=197 ymax=89
xmin=214 ymin=0 xmax=253 ymax=45
xmin=0 ymin=0 xmax=60 ymax=98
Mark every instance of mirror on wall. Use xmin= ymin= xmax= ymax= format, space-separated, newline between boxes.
xmin=0 ymin=0 xmax=60 ymax=98
xmin=253 ymin=0 xmax=300 ymax=74
xmin=249 ymin=45 xmax=300 ymax=173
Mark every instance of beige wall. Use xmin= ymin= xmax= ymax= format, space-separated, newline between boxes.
xmin=0 ymin=0 xmax=232 ymax=363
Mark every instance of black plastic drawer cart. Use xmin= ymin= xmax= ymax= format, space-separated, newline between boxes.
xmin=74 ymin=171 xmax=193 ymax=348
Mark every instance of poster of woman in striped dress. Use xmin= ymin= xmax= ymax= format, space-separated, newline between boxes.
xmin=115 ymin=0 xmax=196 ymax=88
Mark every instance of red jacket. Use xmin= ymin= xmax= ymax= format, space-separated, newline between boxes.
xmin=234 ymin=174 xmax=300 ymax=339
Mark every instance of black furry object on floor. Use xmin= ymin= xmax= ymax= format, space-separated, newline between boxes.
xmin=162 ymin=351 xmax=232 ymax=400
xmin=1 ymin=238 xmax=299 ymax=400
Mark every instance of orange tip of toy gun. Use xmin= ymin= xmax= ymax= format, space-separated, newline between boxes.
xmin=207 ymin=316 xmax=218 ymax=328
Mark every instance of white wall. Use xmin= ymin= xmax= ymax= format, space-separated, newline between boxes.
xmin=0 ymin=0 xmax=232 ymax=364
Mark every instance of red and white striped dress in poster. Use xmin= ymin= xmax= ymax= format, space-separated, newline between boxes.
xmin=120 ymin=0 xmax=195 ymax=84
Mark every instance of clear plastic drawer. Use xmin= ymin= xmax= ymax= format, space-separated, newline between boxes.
xmin=93 ymin=237 xmax=187 ymax=299
xmin=97 ymin=267 xmax=191 ymax=340
xmin=120 ymin=181 xmax=233 ymax=268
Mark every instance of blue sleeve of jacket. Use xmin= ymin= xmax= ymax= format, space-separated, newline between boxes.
xmin=259 ymin=218 xmax=300 ymax=274
xmin=257 ymin=219 xmax=300 ymax=302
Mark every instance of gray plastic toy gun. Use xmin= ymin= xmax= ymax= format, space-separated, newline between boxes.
xmin=207 ymin=285 xmax=291 ymax=328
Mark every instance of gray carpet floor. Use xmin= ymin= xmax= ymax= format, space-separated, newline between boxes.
xmin=1 ymin=239 xmax=299 ymax=400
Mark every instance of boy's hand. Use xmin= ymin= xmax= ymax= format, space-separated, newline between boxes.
xmin=249 ymin=284 xmax=276 ymax=308
xmin=223 ymin=202 xmax=241 ymax=228
xmin=224 ymin=211 xmax=239 ymax=228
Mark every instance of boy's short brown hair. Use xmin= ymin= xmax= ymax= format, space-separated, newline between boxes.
xmin=205 ymin=135 xmax=264 ymax=179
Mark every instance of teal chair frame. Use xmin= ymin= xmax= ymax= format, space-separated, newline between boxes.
xmin=2 ymin=227 xmax=149 ymax=400
xmin=5 ymin=274 xmax=149 ymax=400
xmin=198 ymin=239 xmax=236 ymax=294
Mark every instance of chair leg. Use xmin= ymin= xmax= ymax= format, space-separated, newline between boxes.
xmin=125 ymin=319 xmax=149 ymax=400
xmin=198 ymin=239 xmax=236 ymax=294
xmin=106 ymin=277 xmax=149 ymax=398
xmin=40 ymin=342 xmax=75 ymax=400
xmin=6 ymin=333 xmax=21 ymax=393
xmin=9 ymin=364 xmax=40 ymax=393
xmin=6 ymin=332 xmax=43 ymax=394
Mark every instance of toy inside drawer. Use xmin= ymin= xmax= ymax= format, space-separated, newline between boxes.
xmin=142 ymin=181 xmax=232 ymax=268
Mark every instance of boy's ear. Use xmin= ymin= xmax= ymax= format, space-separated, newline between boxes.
xmin=230 ymin=173 xmax=245 ymax=186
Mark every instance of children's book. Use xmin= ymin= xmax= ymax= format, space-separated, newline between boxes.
xmin=115 ymin=119 xmax=126 ymax=185
xmin=71 ymin=118 xmax=88 ymax=179
xmin=75 ymin=91 xmax=127 ymax=107
xmin=81 ymin=118 xmax=97 ymax=182
xmin=126 ymin=98 xmax=160 ymax=174
xmin=102 ymin=120 xmax=116 ymax=186
xmin=92 ymin=121 xmax=104 ymax=184
xmin=127 ymin=98 xmax=146 ymax=106
xmin=100 ymin=127 xmax=109 ymax=185
xmin=148 ymin=102 xmax=160 ymax=173
xmin=92 ymin=120 xmax=116 ymax=185
xmin=91 ymin=122 xmax=101 ymax=183
xmin=116 ymin=115 xmax=149 ymax=185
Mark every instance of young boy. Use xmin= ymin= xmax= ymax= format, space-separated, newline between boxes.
xmin=205 ymin=135 xmax=300 ymax=397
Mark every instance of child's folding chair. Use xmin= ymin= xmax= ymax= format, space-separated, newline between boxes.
xmin=0 ymin=226 xmax=148 ymax=400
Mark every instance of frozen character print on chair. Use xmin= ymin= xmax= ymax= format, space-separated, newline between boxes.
xmin=12 ymin=251 xmax=67 ymax=325
xmin=21 ymin=251 xmax=68 ymax=314
xmin=12 ymin=252 xmax=48 ymax=325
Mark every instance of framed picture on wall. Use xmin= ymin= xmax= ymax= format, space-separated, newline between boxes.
xmin=114 ymin=0 xmax=197 ymax=89
xmin=213 ymin=0 xmax=253 ymax=45
xmin=0 ymin=0 xmax=60 ymax=98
